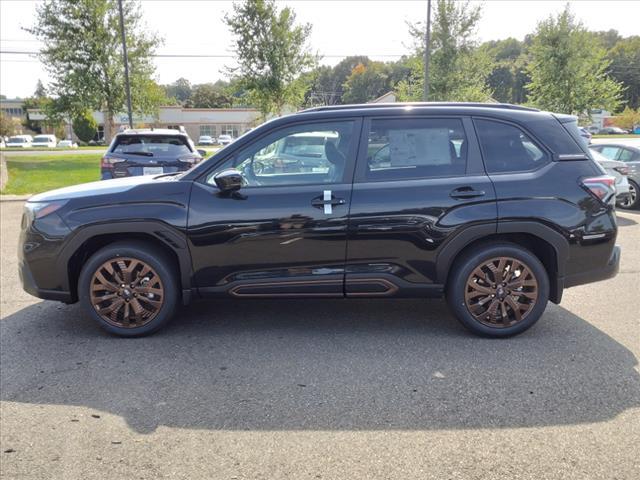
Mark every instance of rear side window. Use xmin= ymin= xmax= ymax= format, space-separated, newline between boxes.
xmin=362 ymin=118 xmax=467 ymax=181
xmin=597 ymin=146 xmax=621 ymax=160
xmin=474 ymin=119 xmax=549 ymax=174
xmin=112 ymin=135 xmax=192 ymax=155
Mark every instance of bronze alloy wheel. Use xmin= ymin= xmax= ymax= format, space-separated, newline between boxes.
xmin=463 ymin=256 xmax=539 ymax=328
xmin=89 ymin=257 xmax=164 ymax=328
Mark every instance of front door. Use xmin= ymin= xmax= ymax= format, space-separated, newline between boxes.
xmin=187 ymin=119 xmax=361 ymax=297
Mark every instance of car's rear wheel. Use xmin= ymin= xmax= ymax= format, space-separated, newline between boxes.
xmin=78 ymin=241 xmax=178 ymax=336
xmin=446 ymin=243 xmax=549 ymax=337
xmin=618 ymin=180 xmax=639 ymax=209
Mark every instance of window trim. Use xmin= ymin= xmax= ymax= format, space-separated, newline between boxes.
xmin=197 ymin=117 xmax=363 ymax=189
xmin=354 ymin=115 xmax=472 ymax=184
xmin=471 ymin=116 xmax=552 ymax=175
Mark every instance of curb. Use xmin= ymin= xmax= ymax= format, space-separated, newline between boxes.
xmin=0 ymin=195 xmax=31 ymax=202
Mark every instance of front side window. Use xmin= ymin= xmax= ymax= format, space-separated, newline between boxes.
xmin=362 ymin=118 xmax=467 ymax=181
xmin=474 ymin=119 xmax=548 ymax=173
xmin=597 ymin=146 xmax=621 ymax=160
xmin=207 ymin=121 xmax=355 ymax=187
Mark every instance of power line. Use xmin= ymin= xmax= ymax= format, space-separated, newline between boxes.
xmin=0 ymin=49 xmax=406 ymax=59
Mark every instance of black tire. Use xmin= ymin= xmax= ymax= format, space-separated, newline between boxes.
xmin=446 ymin=243 xmax=549 ymax=338
xmin=78 ymin=241 xmax=178 ymax=337
xmin=618 ymin=179 xmax=639 ymax=210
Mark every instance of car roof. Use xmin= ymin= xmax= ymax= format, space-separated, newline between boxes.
xmin=593 ymin=143 xmax=640 ymax=151
xmin=116 ymin=128 xmax=187 ymax=136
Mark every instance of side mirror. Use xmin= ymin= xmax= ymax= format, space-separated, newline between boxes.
xmin=214 ymin=168 xmax=243 ymax=192
xmin=197 ymin=149 xmax=207 ymax=157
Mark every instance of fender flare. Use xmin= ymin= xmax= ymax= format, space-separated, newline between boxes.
xmin=436 ymin=221 xmax=569 ymax=284
xmin=57 ymin=221 xmax=193 ymax=303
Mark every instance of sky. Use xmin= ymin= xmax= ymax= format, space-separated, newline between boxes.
xmin=1 ymin=0 xmax=639 ymax=99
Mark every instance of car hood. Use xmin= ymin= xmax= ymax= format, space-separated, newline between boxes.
xmin=28 ymin=175 xmax=161 ymax=202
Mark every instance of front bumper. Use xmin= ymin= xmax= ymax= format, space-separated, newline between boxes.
xmin=564 ymin=245 xmax=621 ymax=289
xmin=19 ymin=259 xmax=73 ymax=302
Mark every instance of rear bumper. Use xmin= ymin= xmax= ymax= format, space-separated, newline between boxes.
xmin=563 ymin=245 xmax=621 ymax=289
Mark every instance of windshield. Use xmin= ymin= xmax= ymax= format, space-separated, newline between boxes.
xmin=112 ymin=135 xmax=192 ymax=156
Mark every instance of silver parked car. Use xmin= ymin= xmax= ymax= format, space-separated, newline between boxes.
xmin=589 ymin=147 xmax=630 ymax=207
xmin=590 ymin=143 xmax=640 ymax=209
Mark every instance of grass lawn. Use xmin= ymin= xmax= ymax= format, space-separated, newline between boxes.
xmin=1 ymin=153 xmax=102 ymax=195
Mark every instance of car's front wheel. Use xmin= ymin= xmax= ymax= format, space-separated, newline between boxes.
xmin=446 ymin=243 xmax=549 ymax=337
xmin=78 ymin=241 xmax=178 ymax=336
xmin=618 ymin=179 xmax=639 ymax=209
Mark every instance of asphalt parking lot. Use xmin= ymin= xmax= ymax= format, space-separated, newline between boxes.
xmin=1 ymin=200 xmax=638 ymax=480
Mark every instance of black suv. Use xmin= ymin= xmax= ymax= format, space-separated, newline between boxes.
xmin=100 ymin=128 xmax=204 ymax=180
xmin=19 ymin=103 xmax=620 ymax=337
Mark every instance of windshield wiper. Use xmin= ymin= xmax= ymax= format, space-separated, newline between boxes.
xmin=122 ymin=151 xmax=154 ymax=156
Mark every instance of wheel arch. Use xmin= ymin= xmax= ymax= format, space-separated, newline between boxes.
xmin=437 ymin=222 xmax=569 ymax=303
xmin=59 ymin=222 xmax=193 ymax=304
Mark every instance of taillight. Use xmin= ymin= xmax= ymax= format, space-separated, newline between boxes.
xmin=613 ymin=166 xmax=630 ymax=176
xmin=178 ymin=155 xmax=200 ymax=165
xmin=581 ymin=175 xmax=616 ymax=203
xmin=100 ymin=156 xmax=125 ymax=169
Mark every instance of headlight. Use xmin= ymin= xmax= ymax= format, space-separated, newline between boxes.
xmin=24 ymin=200 xmax=68 ymax=221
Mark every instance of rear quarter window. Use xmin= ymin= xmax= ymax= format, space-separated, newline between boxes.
xmin=474 ymin=119 xmax=549 ymax=174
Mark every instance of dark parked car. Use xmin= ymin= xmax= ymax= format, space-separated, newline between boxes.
xmin=101 ymin=129 xmax=204 ymax=179
xmin=589 ymin=142 xmax=640 ymax=209
xmin=19 ymin=103 xmax=620 ymax=337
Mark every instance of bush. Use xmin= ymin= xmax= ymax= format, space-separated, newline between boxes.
xmin=72 ymin=112 xmax=98 ymax=143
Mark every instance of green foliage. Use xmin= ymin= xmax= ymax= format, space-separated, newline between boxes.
xmin=612 ymin=107 xmax=640 ymax=130
xmin=342 ymin=62 xmax=391 ymax=104
xmin=72 ymin=111 xmax=98 ymax=143
xmin=482 ymin=38 xmax=529 ymax=104
xmin=0 ymin=113 xmax=21 ymax=137
xmin=26 ymin=0 xmax=164 ymax=137
xmin=525 ymin=6 xmax=623 ymax=115
xmin=186 ymin=83 xmax=233 ymax=108
xmin=607 ymin=36 xmax=640 ymax=109
xmin=398 ymin=0 xmax=493 ymax=102
xmin=164 ymin=78 xmax=192 ymax=105
xmin=225 ymin=0 xmax=315 ymax=117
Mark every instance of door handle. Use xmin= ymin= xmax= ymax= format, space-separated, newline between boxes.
xmin=311 ymin=190 xmax=346 ymax=214
xmin=450 ymin=187 xmax=485 ymax=199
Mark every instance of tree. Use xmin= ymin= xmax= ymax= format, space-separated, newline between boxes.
xmin=225 ymin=0 xmax=315 ymax=117
xmin=186 ymin=83 xmax=233 ymax=108
xmin=482 ymin=38 xmax=529 ymax=104
xmin=608 ymin=37 xmax=640 ymax=109
xmin=164 ymin=77 xmax=192 ymax=105
xmin=34 ymin=79 xmax=47 ymax=98
xmin=0 ymin=113 xmax=21 ymax=137
xmin=26 ymin=0 xmax=164 ymax=140
xmin=72 ymin=111 xmax=98 ymax=143
xmin=342 ymin=62 xmax=391 ymax=104
xmin=526 ymin=6 xmax=623 ymax=115
xmin=612 ymin=107 xmax=640 ymax=130
xmin=398 ymin=0 xmax=493 ymax=102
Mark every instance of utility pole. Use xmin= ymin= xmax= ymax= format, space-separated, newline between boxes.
xmin=423 ymin=0 xmax=432 ymax=101
xmin=117 ymin=0 xmax=133 ymax=128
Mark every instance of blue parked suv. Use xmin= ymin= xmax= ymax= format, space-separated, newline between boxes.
xmin=101 ymin=129 xmax=204 ymax=179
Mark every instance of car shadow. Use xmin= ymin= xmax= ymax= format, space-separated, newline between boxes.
xmin=616 ymin=214 xmax=637 ymax=227
xmin=1 ymin=298 xmax=638 ymax=434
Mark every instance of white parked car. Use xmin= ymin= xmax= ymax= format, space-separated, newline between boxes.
xmin=197 ymin=135 xmax=215 ymax=146
xmin=218 ymin=134 xmax=234 ymax=146
xmin=57 ymin=139 xmax=78 ymax=148
xmin=590 ymin=147 xmax=631 ymax=206
xmin=6 ymin=135 xmax=33 ymax=148
xmin=32 ymin=134 xmax=57 ymax=148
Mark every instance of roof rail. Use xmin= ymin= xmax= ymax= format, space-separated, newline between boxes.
xmin=301 ymin=102 xmax=539 ymax=113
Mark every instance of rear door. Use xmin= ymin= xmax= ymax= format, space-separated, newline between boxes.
xmin=109 ymin=135 xmax=197 ymax=177
xmin=345 ymin=116 xmax=497 ymax=296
